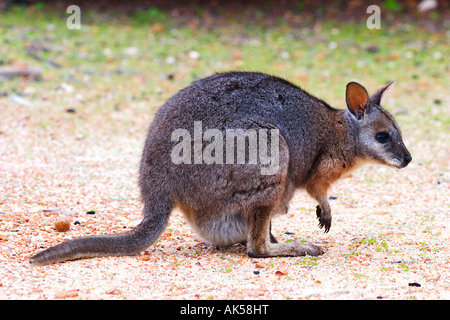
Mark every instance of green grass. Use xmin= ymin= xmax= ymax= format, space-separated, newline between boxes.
xmin=0 ymin=8 xmax=448 ymax=147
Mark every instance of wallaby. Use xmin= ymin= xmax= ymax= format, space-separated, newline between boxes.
xmin=29 ymin=72 xmax=411 ymax=265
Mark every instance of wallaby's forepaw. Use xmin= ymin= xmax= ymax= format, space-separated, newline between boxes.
xmin=316 ymin=205 xmax=331 ymax=233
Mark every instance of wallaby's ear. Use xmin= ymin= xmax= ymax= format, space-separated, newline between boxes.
xmin=370 ymin=81 xmax=395 ymax=106
xmin=346 ymin=82 xmax=369 ymax=120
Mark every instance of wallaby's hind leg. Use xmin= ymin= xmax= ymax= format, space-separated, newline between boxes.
xmin=246 ymin=206 xmax=323 ymax=258
xmin=239 ymin=222 xmax=277 ymax=245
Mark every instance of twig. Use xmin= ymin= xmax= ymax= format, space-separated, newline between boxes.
xmin=0 ymin=66 xmax=42 ymax=77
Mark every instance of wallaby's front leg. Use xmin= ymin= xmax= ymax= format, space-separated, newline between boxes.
xmin=315 ymin=202 xmax=331 ymax=233
xmin=247 ymin=206 xmax=323 ymax=258
xmin=306 ymin=183 xmax=332 ymax=233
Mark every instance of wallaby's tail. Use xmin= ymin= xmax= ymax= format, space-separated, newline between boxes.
xmin=29 ymin=198 xmax=172 ymax=266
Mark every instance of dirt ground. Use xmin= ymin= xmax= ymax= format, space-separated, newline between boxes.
xmin=0 ymin=1 xmax=449 ymax=301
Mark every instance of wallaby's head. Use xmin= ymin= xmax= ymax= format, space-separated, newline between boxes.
xmin=345 ymin=81 xmax=412 ymax=169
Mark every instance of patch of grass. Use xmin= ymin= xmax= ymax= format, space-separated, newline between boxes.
xmin=294 ymin=256 xmax=318 ymax=266
xmin=359 ymin=237 xmax=378 ymax=245
xmin=376 ymin=241 xmax=390 ymax=252
xmin=383 ymin=0 xmax=403 ymax=12
xmin=133 ymin=7 xmax=166 ymax=25
xmin=398 ymin=263 xmax=409 ymax=272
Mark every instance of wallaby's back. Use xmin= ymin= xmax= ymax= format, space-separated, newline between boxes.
xmin=142 ymin=71 xmax=340 ymax=183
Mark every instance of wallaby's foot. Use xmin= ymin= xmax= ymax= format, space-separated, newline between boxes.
xmin=247 ymin=242 xmax=323 ymax=258
xmin=316 ymin=205 xmax=331 ymax=233
xmin=247 ymin=205 xmax=324 ymax=258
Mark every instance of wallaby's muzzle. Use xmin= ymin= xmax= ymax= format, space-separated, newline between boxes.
xmin=397 ymin=139 xmax=412 ymax=168
xmin=400 ymin=153 xmax=412 ymax=168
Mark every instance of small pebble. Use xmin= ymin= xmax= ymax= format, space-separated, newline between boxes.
xmin=55 ymin=218 xmax=70 ymax=232
xmin=188 ymin=50 xmax=200 ymax=60
xmin=165 ymin=56 xmax=176 ymax=64
xmin=86 ymin=210 xmax=96 ymax=215
xmin=366 ymin=45 xmax=379 ymax=53
xmin=138 ymin=255 xmax=151 ymax=261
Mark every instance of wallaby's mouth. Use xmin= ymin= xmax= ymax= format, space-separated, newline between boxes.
xmin=383 ymin=154 xmax=412 ymax=169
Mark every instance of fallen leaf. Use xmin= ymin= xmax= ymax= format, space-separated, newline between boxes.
xmin=65 ymin=289 xmax=79 ymax=298
xmin=151 ymin=23 xmax=164 ymax=33
xmin=105 ymin=288 xmax=121 ymax=295
xmin=55 ymin=289 xmax=78 ymax=298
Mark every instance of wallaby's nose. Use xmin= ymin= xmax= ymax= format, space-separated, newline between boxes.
xmin=403 ymin=154 xmax=412 ymax=166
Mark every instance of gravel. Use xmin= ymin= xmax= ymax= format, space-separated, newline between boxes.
xmin=0 ymin=97 xmax=448 ymax=300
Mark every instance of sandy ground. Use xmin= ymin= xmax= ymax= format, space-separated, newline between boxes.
xmin=0 ymin=92 xmax=449 ymax=300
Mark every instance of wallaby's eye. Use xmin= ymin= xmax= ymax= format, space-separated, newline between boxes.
xmin=375 ymin=132 xmax=391 ymax=143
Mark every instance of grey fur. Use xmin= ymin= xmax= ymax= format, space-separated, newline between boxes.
xmin=29 ymin=72 xmax=411 ymax=265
